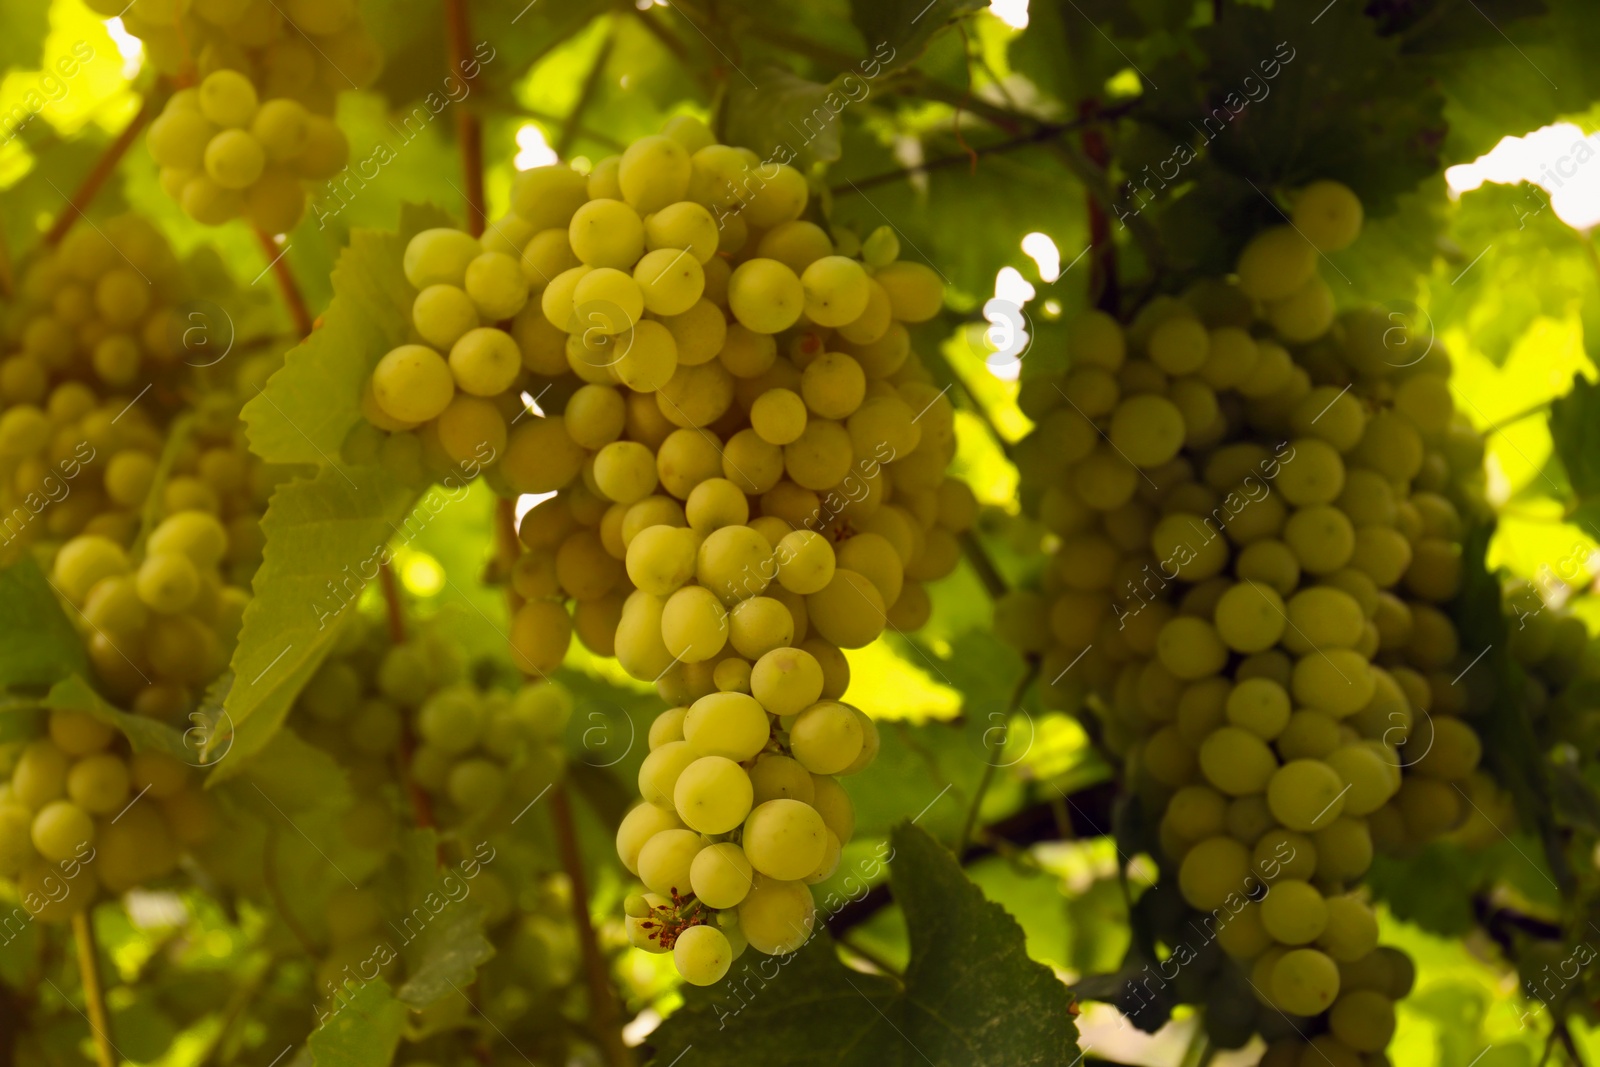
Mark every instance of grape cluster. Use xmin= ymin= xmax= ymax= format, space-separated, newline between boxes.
xmin=0 ymin=709 xmax=217 ymax=921
xmin=116 ymin=0 xmax=377 ymax=231
xmin=1001 ymin=180 xmax=1489 ymax=1063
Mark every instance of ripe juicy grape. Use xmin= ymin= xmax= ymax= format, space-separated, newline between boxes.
xmin=0 ymin=708 xmax=217 ymax=918
xmin=1001 ymin=180 xmax=1485 ymax=1063
xmin=143 ymin=8 xmax=373 ymax=232
xmin=437 ymin=116 xmax=967 ymax=985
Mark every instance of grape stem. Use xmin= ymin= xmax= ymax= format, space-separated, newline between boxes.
xmin=557 ymin=25 xmax=617 ymax=158
xmin=44 ymin=91 xmax=159 ymax=247
xmin=252 ymin=227 xmax=314 ymax=338
xmin=836 ymin=933 xmax=903 ymax=979
xmin=957 ymin=657 xmax=1039 ymax=856
xmin=550 ymin=783 xmax=633 ymax=1067
xmin=70 ymin=910 xmax=116 ymax=1067
xmin=959 ymin=531 xmax=1008 ymax=601
xmin=443 ymin=0 xmax=486 ymax=236
xmin=378 ymin=561 xmax=407 ymax=645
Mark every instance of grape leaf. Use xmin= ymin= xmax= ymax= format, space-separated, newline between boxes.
xmin=723 ymin=67 xmax=847 ymax=168
xmin=394 ymin=829 xmax=496 ymax=1012
xmin=217 ymin=464 xmax=423 ymax=778
xmin=847 ymin=0 xmax=985 ymax=74
xmin=0 ymin=557 xmax=87 ymax=690
xmin=649 ymin=822 xmax=1078 ymax=1067
xmin=0 ymin=695 xmax=42 ymax=744
xmin=242 ymin=204 xmax=451 ymax=468
xmin=1548 ymin=374 xmax=1600 ymax=502
xmin=45 ymin=676 xmax=192 ymax=762
xmin=307 ymin=978 xmax=406 ymax=1067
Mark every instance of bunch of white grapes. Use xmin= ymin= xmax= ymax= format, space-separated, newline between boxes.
xmin=1000 ymin=180 xmax=1492 ymax=1065
xmin=616 ymin=678 xmax=876 ymax=985
xmin=0 ymin=709 xmax=218 ymax=920
xmin=91 ymin=0 xmax=381 ymax=111
xmin=146 ymin=68 xmax=351 ymax=231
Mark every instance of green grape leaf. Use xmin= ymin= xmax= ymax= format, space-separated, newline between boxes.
xmin=236 ymin=727 xmax=353 ymax=814
xmin=0 ymin=556 xmax=87 ymax=690
xmin=307 ymin=978 xmax=406 ymax=1067
xmin=847 ymin=0 xmax=985 ymax=75
xmin=650 ymin=822 xmax=1079 ymax=1066
xmin=0 ymin=0 xmax=47 ymax=73
xmin=217 ymin=464 xmax=422 ymax=778
xmin=0 ymin=695 xmax=43 ymax=744
xmin=393 ymin=829 xmax=498 ymax=1012
xmin=242 ymin=204 xmax=450 ymax=468
xmin=723 ymin=67 xmax=846 ymax=168
xmin=1549 ymin=374 xmax=1600 ymax=502
xmin=45 ymin=676 xmax=193 ymax=762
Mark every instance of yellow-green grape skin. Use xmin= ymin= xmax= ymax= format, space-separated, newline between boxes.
xmin=616 ymin=802 xmax=684 ymax=874
xmin=682 ymin=691 xmax=770 ymax=762
xmin=1293 ymin=180 xmax=1364 ymax=253
xmin=464 ymin=251 xmax=530 ymax=321
xmin=742 ymin=798 xmax=827 ymax=881
xmin=788 ymin=701 xmax=863 ymax=775
xmin=413 ymin=285 xmax=479 ymax=350
xmin=569 ymin=199 xmax=646 ymax=270
xmin=751 ymin=647 xmax=825 ymax=717
xmin=690 ymin=841 xmax=754 ymax=909
xmin=405 ymin=228 xmax=483 ymax=289
xmin=674 ymin=923 xmax=734 ymax=986
xmin=673 ymin=755 xmax=755 ymax=834
xmin=800 ymin=256 xmax=870 ymax=327
xmin=738 ymin=876 xmax=816 ymax=954
xmin=197 ymin=69 xmax=258 ymax=127
xmin=728 ymin=259 xmax=805 ymax=334
xmin=661 ymin=585 xmax=729 ymax=663
xmin=637 ymin=827 xmax=704 ymax=896
xmin=1271 ymin=947 xmax=1342 ymax=1016
xmin=634 ymin=248 xmax=705 ymax=317
xmin=752 ymin=388 xmax=808 ymax=445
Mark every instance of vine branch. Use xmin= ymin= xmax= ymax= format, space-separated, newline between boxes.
xmin=45 ymin=92 xmax=158 ymax=246
xmin=253 ymin=227 xmax=314 ymax=338
xmin=444 ymin=0 xmax=486 ymax=235
xmin=960 ymin=531 xmax=1008 ymax=601
xmin=70 ymin=911 xmax=115 ymax=1067
xmin=550 ymin=783 xmax=632 ymax=1067
xmin=958 ymin=658 xmax=1039 ymax=855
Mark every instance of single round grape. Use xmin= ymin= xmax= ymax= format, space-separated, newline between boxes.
xmin=1318 ymin=896 xmax=1380 ymax=962
xmin=65 ymin=753 xmax=130 ymax=815
xmin=434 ymin=394 xmax=508 ymax=466
xmin=788 ymin=701 xmax=863 ymax=775
xmin=135 ymin=552 xmax=201 ymax=614
xmin=638 ymin=827 xmax=705 ymax=896
xmin=619 ymin=134 xmax=693 ymax=213
xmin=1294 ymin=180 xmax=1364 ymax=253
xmin=730 ymin=597 xmax=794 ymax=660
xmin=48 ymin=711 xmax=115 ymax=757
xmin=147 ymin=511 xmax=228 ymax=568
xmin=799 ymin=352 xmax=866 ymax=420
xmin=806 ymin=569 xmax=885 ymax=649
xmin=1236 ymin=225 xmax=1318 ymax=302
xmin=728 ymin=259 xmax=804 ymax=334
xmin=626 ymin=525 xmax=699 ymax=595
xmin=674 ymin=923 xmax=733 ymax=986
xmin=31 ymin=800 xmax=95 ymax=863
xmin=448 ymin=327 xmax=521 ymax=397
xmin=742 ymin=798 xmax=827 ymax=881
xmin=573 ymin=266 xmax=645 ymax=335
xmin=673 ymin=755 xmax=754 ymax=834
xmin=660 ymin=299 xmax=726 ymax=366
xmin=683 ymin=691 xmax=770 ymax=762
xmin=508 ymin=598 xmax=572 ymax=675
xmin=738 ymin=875 xmax=816 ymax=954
xmin=683 ymin=477 xmax=747 ymax=533
xmin=690 ymin=841 xmax=755 ymax=909
xmin=1109 ymin=394 xmax=1186 ymax=468
xmin=800 ymin=256 xmax=870 ymax=327
xmin=872 ymin=260 xmax=943 ymax=321
xmin=1177 ymin=835 xmax=1250 ymax=910
xmin=592 ymin=440 xmax=659 ymax=505
xmin=372 ymin=344 xmax=455 ymax=423
xmin=661 ymin=585 xmax=729 ymax=663
xmin=1271 ymin=947 xmax=1341 ymax=1016
xmin=714 ymin=657 xmax=753 ymax=693
xmin=569 ymin=198 xmax=646 ymax=270
xmin=204 ymin=128 xmax=266 ymax=190
xmin=447 ymin=758 xmax=507 ymax=813
xmin=1225 ymin=677 xmax=1291 ymax=739
xmin=751 ymin=647 xmax=825 ymax=717
xmin=645 ymin=201 xmax=719 ymax=263
xmin=616 ymin=801 xmax=684 ymax=874
xmin=634 ymin=248 xmax=705 ymax=317
xmin=405 ymin=228 xmax=484 ymax=290
xmin=1259 ymin=878 xmax=1328 ymax=946
xmin=1212 ymin=580 xmax=1287 ymax=654
xmin=511 ymin=163 xmax=591 ymax=229
xmin=463 ymin=251 xmax=530 ymax=321
xmin=751 ymin=388 xmax=808 ymax=446
xmin=197 ymin=68 xmax=258 ymax=127
xmin=697 ymin=524 xmax=773 ymax=604
xmin=1198 ymin=726 xmax=1279 ymax=796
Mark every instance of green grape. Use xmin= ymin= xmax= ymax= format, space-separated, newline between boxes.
xmin=1324 ymin=745 xmax=1394 ymax=816
xmin=1289 ymin=650 xmax=1374 ymax=716
xmin=634 ymin=248 xmax=705 ymax=316
xmin=49 ymin=711 xmax=115 ymax=757
xmin=1267 ymin=276 xmax=1335 ymax=343
xmin=684 ymin=478 xmax=748 ymax=533
xmin=673 ymin=755 xmax=754 ymax=834
xmin=65 ymin=754 xmax=130 ymax=815
xmin=564 ymin=384 xmax=627 ymax=449
xmin=748 ymin=754 xmax=815 ymax=807
xmin=147 ymin=511 xmax=228 ymax=569
xmin=511 ymin=164 xmax=590 ymax=229
xmin=405 ymin=228 xmax=483 ymax=290
xmin=683 ymin=691 xmax=770 ymax=762
xmin=1225 ymin=677 xmax=1291 ymax=739
xmin=593 ymin=440 xmax=659 ymax=504
xmin=1318 ymin=896 xmax=1380 ymax=962
xmin=11 ymin=740 xmax=67 ymax=809
xmin=614 ymin=319 xmax=680 ymax=392
xmin=148 ymin=107 xmax=214 ymax=169
xmin=416 ymin=686 xmax=483 ymax=755
xmin=728 ymin=259 xmax=804 ymax=334
xmin=697 ymin=525 xmax=773 ymax=604
xmin=638 ymin=740 xmax=699 ymax=808
xmin=569 ymin=199 xmax=645 ymax=270
xmin=519 ymin=228 xmax=581 ymax=288
xmin=447 ymin=758 xmax=507 ymax=813
xmin=1235 ymin=226 xmax=1318 ymax=302
xmin=1198 ymin=726 xmax=1278 ymax=796
xmin=0 ymin=805 xmax=33 ymax=877
xmin=1213 ymin=580 xmax=1286 ymax=654
xmin=1176 ymin=835 xmax=1250 ymax=910
xmin=861 ymin=225 xmax=899 ymax=268
xmin=655 ymin=360 xmax=734 ymax=428
xmin=690 ymin=841 xmax=754 ymax=908
xmin=572 ymin=267 xmax=645 ymax=335
xmin=738 ymin=875 xmax=815 ymax=954
xmin=661 ymin=299 xmax=726 ymax=366
xmin=782 ymin=418 xmax=852 ymax=490
xmin=674 ymin=923 xmax=733 ymax=985
xmin=805 ymin=569 xmax=885 ymax=649
xmin=618 ymin=134 xmax=693 ymax=213
xmin=756 ymin=221 xmax=831 ymax=273
xmin=625 ymin=525 xmax=699 ymax=595
xmin=1107 ymin=394 xmax=1186 ymax=469
xmin=1293 ymin=180 xmax=1364 ymax=253
xmin=135 ymin=552 xmax=201 ymax=614
xmin=250 ymin=98 xmax=310 ymax=161
xmin=616 ymin=801 xmax=684 ymax=874
xmin=197 ymin=68 xmax=257 ymax=127
xmin=648 ymin=706 xmax=688 ymax=750
xmin=787 ymin=701 xmax=863 ymax=775
xmin=104 ymin=449 xmax=158 ymax=508
xmin=713 ymin=657 xmax=752 ymax=693
xmin=645 ymin=201 xmax=719 ymax=263
xmin=751 ymin=647 xmax=824 ymax=717
xmin=659 ymin=588 xmax=729 ymax=662
xmin=1259 ymin=879 xmax=1328 ymax=945
xmin=743 ymin=165 xmax=808 ymax=228
xmin=799 ymin=256 xmax=869 ymax=327
xmin=448 ymin=327 xmax=521 ymax=397
xmin=53 ymin=535 xmax=131 ymax=603
xmin=836 ymin=533 xmax=902 ymax=608
xmin=1271 ymin=947 xmax=1341 ymax=1016
xmin=30 ymin=799 xmax=95 ymax=863
xmin=1156 ymin=616 xmax=1228 ymax=679
xmin=729 ymin=597 xmax=794 ymax=659
xmin=751 ymin=388 xmax=808 ymax=446
xmin=434 ymin=394 xmax=507 ymax=465
xmin=1266 ymin=759 xmax=1348 ymax=832
xmin=872 ymin=260 xmax=943 ymax=322
xmin=721 ymin=428 xmax=784 ymax=494
xmin=1312 ymin=816 xmax=1373 ymax=883
xmin=372 ymin=344 xmax=455 ymax=422
xmin=718 ymin=324 xmax=777 ymax=378
xmin=616 ymin=591 xmax=675 ymax=680
xmin=637 ymin=827 xmax=704 ymax=896
xmin=463 ymin=251 xmax=530 ymax=321
xmin=742 ymin=798 xmax=827 ymax=881
xmin=293 ymin=115 xmax=350 ymax=180
xmin=799 ymin=352 xmax=865 ymax=420
xmin=1148 ymin=316 xmax=1209 ymax=375
xmin=203 ymin=128 xmax=266 ymax=189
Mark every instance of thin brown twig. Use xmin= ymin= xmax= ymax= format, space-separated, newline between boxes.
xmin=71 ymin=911 xmax=115 ymax=1067
xmin=443 ymin=0 xmax=486 ymax=235
xmin=378 ymin=561 xmax=407 ymax=645
xmin=253 ymin=227 xmax=314 ymax=338
xmin=550 ymin=783 xmax=632 ymax=1067
xmin=957 ymin=657 xmax=1039 ymax=855
xmin=960 ymin=530 xmax=1008 ymax=601
xmin=44 ymin=93 xmax=158 ymax=246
